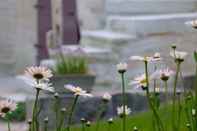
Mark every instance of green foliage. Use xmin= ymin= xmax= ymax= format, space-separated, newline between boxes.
xmin=194 ymin=51 xmax=197 ymax=63
xmin=69 ymin=104 xmax=188 ymax=131
xmin=6 ymin=102 xmax=26 ymax=121
xmin=54 ymin=55 xmax=88 ymax=75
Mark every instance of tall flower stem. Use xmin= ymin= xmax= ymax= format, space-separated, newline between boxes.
xmin=54 ymin=96 xmax=61 ymax=131
xmin=120 ymin=72 xmax=126 ymax=131
xmin=44 ymin=121 xmax=48 ymax=131
xmin=193 ymin=63 xmax=197 ymax=131
xmin=177 ymin=93 xmax=182 ymax=131
xmin=67 ymin=95 xmax=79 ymax=131
xmin=194 ymin=64 xmax=197 ymax=110
xmin=172 ymin=61 xmax=181 ymax=130
xmin=32 ymin=89 xmax=40 ymax=131
xmin=95 ymin=103 xmax=107 ymax=131
xmin=164 ymin=81 xmax=168 ymax=102
xmin=7 ymin=118 xmax=11 ymax=131
xmin=81 ymin=123 xmax=85 ymax=131
xmin=144 ymin=61 xmax=164 ymax=131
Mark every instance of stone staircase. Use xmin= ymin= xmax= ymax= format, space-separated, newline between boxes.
xmin=106 ymin=0 xmax=197 ymax=15
xmin=81 ymin=0 xmax=197 ymax=90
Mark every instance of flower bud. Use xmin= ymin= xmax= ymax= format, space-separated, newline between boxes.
xmin=117 ymin=63 xmax=127 ymax=73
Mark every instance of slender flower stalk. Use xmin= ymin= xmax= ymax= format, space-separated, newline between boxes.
xmin=44 ymin=117 xmax=49 ymax=131
xmin=107 ymin=118 xmax=113 ymax=131
xmin=80 ymin=118 xmax=86 ymax=131
xmin=54 ymin=93 xmax=61 ymax=131
xmin=144 ymin=60 xmax=164 ymax=131
xmin=59 ymin=108 xmax=66 ymax=131
xmin=177 ymin=92 xmax=182 ymax=131
xmin=66 ymin=95 xmax=79 ymax=131
xmin=172 ymin=60 xmax=181 ymax=131
xmin=7 ymin=117 xmax=11 ymax=131
xmin=95 ymin=93 xmax=112 ymax=131
xmin=117 ymin=62 xmax=127 ymax=131
xmin=64 ymin=85 xmax=92 ymax=131
xmin=32 ymin=89 xmax=40 ymax=131
xmin=28 ymin=119 xmax=32 ymax=131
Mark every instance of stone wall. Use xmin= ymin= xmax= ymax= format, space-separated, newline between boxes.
xmin=0 ymin=0 xmax=36 ymax=76
xmin=76 ymin=0 xmax=106 ymax=30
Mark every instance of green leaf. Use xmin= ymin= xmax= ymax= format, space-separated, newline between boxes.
xmin=194 ymin=51 xmax=197 ymax=63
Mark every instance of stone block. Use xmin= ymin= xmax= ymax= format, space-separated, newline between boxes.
xmin=106 ymin=0 xmax=197 ymax=15
xmin=106 ymin=13 xmax=197 ymax=35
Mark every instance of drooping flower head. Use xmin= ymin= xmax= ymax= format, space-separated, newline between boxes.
xmin=130 ymin=53 xmax=162 ymax=63
xmin=108 ymin=118 xmax=113 ymax=124
xmin=152 ymin=68 xmax=174 ymax=81
xmin=116 ymin=63 xmax=128 ymax=73
xmin=0 ymin=99 xmax=17 ymax=117
xmin=25 ymin=66 xmax=53 ymax=81
xmin=152 ymin=52 xmax=162 ymax=61
xmin=102 ymin=92 xmax=112 ymax=102
xmin=86 ymin=121 xmax=91 ymax=127
xmin=64 ymin=84 xmax=92 ymax=97
xmin=170 ymin=50 xmax=187 ymax=62
xmin=117 ymin=105 xmax=131 ymax=117
xmin=129 ymin=74 xmax=148 ymax=90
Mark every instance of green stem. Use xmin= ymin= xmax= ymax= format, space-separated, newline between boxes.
xmin=81 ymin=123 xmax=85 ymax=131
xmin=32 ymin=89 xmax=40 ymax=131
xmin=95 ymin=103 xmax=107 ymax=131
xmin=144 ymin=61 xmax=164 ymax=131
xmin=121 ymin=72 xmax=126 ymax=131
xmin=172 ymin=61 xmax=181 ymax=130
xmin=54 ymin=97 xmax=61 ymax=131
xmin=67 ymin=95 xmax=79 ymax=131
xmin=59 ymin=110 xmax=66 ymax=131
xmin=44 ymin=122 xmax=48 ymax=131
xmin=7 ymin=118 xmax=11 ymax=131
xmin=177 ymin=94 xmax=182 ymax=131
xmin=195 ymin=65 xmax=197 ymax=109
xmin=164 ymin=81 xmax=168 ymax=102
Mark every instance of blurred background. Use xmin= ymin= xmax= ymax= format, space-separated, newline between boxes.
xmin=0 ymin=0 xmax=197 ymax=130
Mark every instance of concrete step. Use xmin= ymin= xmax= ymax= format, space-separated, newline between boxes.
xmin=81 ymin=30 xmax=135 ymax=48
xmin=106 ymin=12 xmax=197 ymax=35
xmin=106 ymin=0 xmax=197 ymax=15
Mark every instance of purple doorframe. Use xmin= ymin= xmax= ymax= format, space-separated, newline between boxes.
xmin=35 ymin=0 xmax=81 ymax=64
xmin=62 ymin=0 xmax=81 ymax=45
xmin=35 ymin=0 xmax=52 ymax=64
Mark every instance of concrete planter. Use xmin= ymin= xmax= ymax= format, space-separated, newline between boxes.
xmin=50 ymin=74 xmax=96 ymax=94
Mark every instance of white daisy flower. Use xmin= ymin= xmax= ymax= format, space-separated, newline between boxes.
xmin=129 ymin=74 xmax=148 ymax=89
xmin=32 ymin=82 xmax=55 ymax=92
xmin=152 ymin=68 xmax=174 ymax=81
xmin=17 ymin=75 xmax=54 ymax=92
xmin=0 ymin=99 xmax=17 ymax=117
xmin=108 ymin=118 xmax=113 ymax=124
xmin=152 ymin=52 xmax=162 ymax=61
xmin=116 ymin=63 xmax=127 ymax=73
xmin=64 ymin=84 xmax=92 ymax=97
xmin=117 ymin=105 xmax=131 ymax=116
xmin=170 ymin=50 xmax=187 ymax=62
xmin=102 ymin=92 xmax=112 ymax=102
xmin=25 ymin=66 xmax=53 ymax=81
xmin=185 ymin=19 xmax=197 ymax=29
xmin=130 ymin=53 xmax=161 ymax=62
